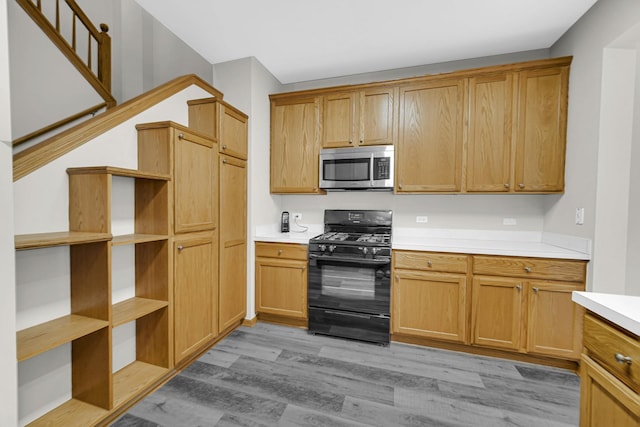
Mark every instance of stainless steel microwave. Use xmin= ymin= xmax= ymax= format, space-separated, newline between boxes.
xmin=319 ymin=145 xmax=394 ymax=191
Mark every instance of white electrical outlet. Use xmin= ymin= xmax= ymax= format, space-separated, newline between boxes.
xmin=292 ymin=212 xmax=302 ymax=221
xmin=575 ymin=207 xmax=585 ymax=225
xmin=416 ymin=216 xmax=428 ymax=223
xmin=503 ymin=218 xmax=517 ymax=226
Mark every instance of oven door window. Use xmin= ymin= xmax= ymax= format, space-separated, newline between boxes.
xmin=321 ymin=264 xmax=375 ymax=299
xmin=308 ymin=256 xmax=390 ymax=315
xmin=323 ymin=158 xmax=370 ymax=181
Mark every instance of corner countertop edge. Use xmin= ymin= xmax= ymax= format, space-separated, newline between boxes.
xmin=572 ymin=291 xmax=640 ymax=336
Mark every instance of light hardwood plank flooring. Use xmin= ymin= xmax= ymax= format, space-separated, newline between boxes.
xmin=112 ymin=322 xmax=580 ymax=426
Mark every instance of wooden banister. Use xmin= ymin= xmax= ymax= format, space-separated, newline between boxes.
xmin=13 ymin=74 xmax=224 ymax=182
xmin=16 ymin=0 xmax=115 ymax=107
xmin=12 ymin=102 xmax=107 ymax=148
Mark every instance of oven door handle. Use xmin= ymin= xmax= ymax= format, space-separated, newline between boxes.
xmin=324 ymin=310 xmax=390 ymax=320
xmin=309 ymin=254 xmax=390 ymax=265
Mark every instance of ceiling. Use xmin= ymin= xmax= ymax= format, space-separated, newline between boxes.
xmin=133 ymin=0 xmax=598 ymax=84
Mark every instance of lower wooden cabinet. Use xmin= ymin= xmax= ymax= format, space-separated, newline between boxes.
xmin=527 ymin=281 xmax=583 ymax=359
xmin=392 ymin=250 xmax=587 ymax=363
xmin=392 ymin=251 xmax=469 ymax=343
xmin=471 ymin=255 xmax=586 ymax=360
xmin=219 ymin=241 xmax=247 ymax=332
xmin=255 ymin=242 xmax=308 ymax=324
xmin=173 ymin=231 xmax=217 ymax=364
xmin=471 ymin=276 xmax=523 ymax=351
xmin=580 ymin=356 xmax=640 ymax=426
xmin=580 ymin=313 xmax=640 ymax=426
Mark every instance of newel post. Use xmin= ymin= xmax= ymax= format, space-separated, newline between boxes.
xmin=98 ymin=23 xmax=112 ymax=97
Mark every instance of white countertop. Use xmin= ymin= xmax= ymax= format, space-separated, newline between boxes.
xmin=254 ymin=224 xmax=323 ymax=245
xmin=572 ymin=291 xmax=640 ymax=336
xmin=255 ymin=225 xmax=591 ymax=260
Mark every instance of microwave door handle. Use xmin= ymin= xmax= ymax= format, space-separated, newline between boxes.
xmin=370 ymin=153 xmax=375 ymax=187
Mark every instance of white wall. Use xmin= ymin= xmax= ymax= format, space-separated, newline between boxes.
xmin=592 ymin=48 xmax=635 ymax=294
xmin=551 ymin=0 xmax=640 ymax=294
xmin=283 ymin=49 xmax=549 ymax=92
xmin=0 ymin=0 xmax=18 ymax=424
xmin=627 ymin=39 xmax=640 ymax=296
xmin=212 ymin=57 xmax=283 ymax=321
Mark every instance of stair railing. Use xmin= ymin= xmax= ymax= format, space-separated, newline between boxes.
xmin=13 ymin=0 xmax=116 ymax=146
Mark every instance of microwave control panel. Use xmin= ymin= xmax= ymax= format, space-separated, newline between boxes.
xmin=373 ymin=157 xmax=391 ymax=180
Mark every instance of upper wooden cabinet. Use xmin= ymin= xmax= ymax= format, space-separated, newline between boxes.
xmin=323 ymin=86 xmax=396 ymax=148
xmin=270 ymin=95 xmax=323 ymax=194
xmin=188 ymin=98 xmax=248 ymax=160
xmin=396 ymin=78 xmax=466 ymax=193
xmin=136 ymin=122 xmax=217 ymax=234
xmin=466 ymin=73 xmax=515 ymax=192
xmin=270 ymin=56 xmax=572 ymax=195
xmin=514 ymin=65 xmax=569 ymax=192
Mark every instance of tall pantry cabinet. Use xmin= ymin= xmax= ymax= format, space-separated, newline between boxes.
xmin=136 ymin=122 xmax=218 ymax=365
xmin=188 ymin=97 xmax=249 ymax=333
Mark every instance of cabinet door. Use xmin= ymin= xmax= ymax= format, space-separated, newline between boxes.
xmin=256 ymin=257 xmax=307 ymax=319
xmin=173 ymin=233 xmax=216 ymax=364
xmin=580 ymin=355 xmax=640 ymax=427
xmin=219 ymin=155 xmax=246 ymax=245
xmin=467 ymin=73 xmax=514 ymax=192
xmin=471 ymin=276 xmax=523 ymax=351
xmin=219 ymin=155 xmax=247 ymax=332
xmin=397 ymin=78 xmax=465 ymax=192
xmin=219 ymin=242 xmax=247 ymax=332
xmin=219 ymin=103 xmax=248 ymax=160
xmin=323 ymin=92 xmax=357 ymax=148
xmin=527 ymin=281 xmax=583 ymax=359
xmin=271 ymin=96 xmax=323 ymax=193
xmin=360 ymin=87 xmax=396 ymax=146
xmin=514 ymin=65 xmax=569 ymax=192
xmin=393 ymin=270 xmax=467 ymax=343
xmin=174 ymin=130 xmax=216 ymax=234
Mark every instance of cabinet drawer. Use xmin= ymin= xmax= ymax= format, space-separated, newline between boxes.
xmin=584 ymin=314 xmax=640 ymax=393
xmin=394 ymin=251 xmax=468 ymax=273
xmin=255 ymin=242 xmax=308 ymax=260
xmin=472 ymin=255 xmax=586 ymax=282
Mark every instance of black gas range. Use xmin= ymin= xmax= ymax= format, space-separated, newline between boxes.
xmin=307 ymin=210 xmax=392 ymax=345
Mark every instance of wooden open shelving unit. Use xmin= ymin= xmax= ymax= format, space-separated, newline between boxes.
xmin=16 ymin=166 xmax=173 ymax=426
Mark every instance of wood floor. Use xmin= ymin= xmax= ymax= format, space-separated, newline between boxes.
xmin=112 ymin=322 xmax=580 ymax=426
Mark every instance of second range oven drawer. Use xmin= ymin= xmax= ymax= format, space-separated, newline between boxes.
xmin=308 ymin=307 xmax=390 ymax=345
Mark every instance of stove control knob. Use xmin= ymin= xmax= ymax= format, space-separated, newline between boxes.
xmin=328 ymin=245 xmax=336 ymax=253
xmin=319 ymin=244 xmax=326 ymax=252
xmin=371 ymin=247 xmax=379 ymax=256
xmin=359 ymin=246 xmax=368 ymax=255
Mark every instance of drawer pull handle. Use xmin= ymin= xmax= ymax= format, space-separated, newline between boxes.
xmin=178 ymin=133 xmax=184 ymax=140
xmin=615 ymin=353 xmax=633 ymax=365
xmin=533 ymin=287 xmax=539 ymax=293
xmin=516 ymin=284 xmax=522 ymax=292
xmin=427 ymin=260 xmax=432 ymax=267
xmin=278 ymin=249 xmax=283 ymax=255
xmin=177 ymin=245 xmax=184 ymax=251
xmin=524 ymin=266 xmax=532 ymax=273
